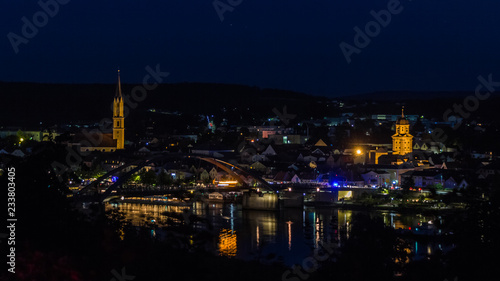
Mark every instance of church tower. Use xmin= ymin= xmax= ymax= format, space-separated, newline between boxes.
xmin=113 ymin=70 xmax=125 ymax=150
xmin=392 ymin=106 xmax=413 ymax=155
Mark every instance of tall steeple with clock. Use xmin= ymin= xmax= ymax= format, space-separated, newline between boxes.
xmin=113 ymin=70 xmax=125 ymax=150
xmin=392 ymin=106 xmax=413 ymax=155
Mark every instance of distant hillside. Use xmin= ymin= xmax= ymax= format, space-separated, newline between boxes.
xmin=340 ymin=91 xmax=478 ymax=101
xmin=2 ymin=81 xmax=499 ymax=128
xmin=0 ymin=81 xmax=330 ymax=127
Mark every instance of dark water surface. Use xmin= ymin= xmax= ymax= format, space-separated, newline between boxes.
xmin=106 ymin=202 xmax=451 ymax=266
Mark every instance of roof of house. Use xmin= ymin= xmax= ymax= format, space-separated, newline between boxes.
xmin=366 ymin=170 xmax=390 ymax=175
xmin=274 ymin=171 xmax=295 ymax=181
xmin=315 ymin=139 xmax=328 ymax=147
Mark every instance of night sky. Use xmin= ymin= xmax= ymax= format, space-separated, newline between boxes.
xmin=2 ymin=0 xmax=500 ymax=96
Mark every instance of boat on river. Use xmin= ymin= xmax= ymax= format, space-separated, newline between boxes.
xmin=113 ymin=195 xmax=192 ymax=206
xmin=208 ymin=192 xmax=224 ymax=203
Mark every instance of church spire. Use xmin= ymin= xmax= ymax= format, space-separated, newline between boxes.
xmin=113 ymin=69 xmax=125 ymax=150
xmin=401 ymin=106 xmax=405 ymax=118
xmin=115 ymin=69 xmax=122 ymax=98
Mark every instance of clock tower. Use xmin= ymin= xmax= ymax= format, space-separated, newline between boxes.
xmin=392 ymin=106 xmax=412 ymax=155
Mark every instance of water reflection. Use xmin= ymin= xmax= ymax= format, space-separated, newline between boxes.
xmin=286 ymin=221 xmax=292 ymax=251
xmin=107 ymin=202 xmax=190 ymax=227
xmin=243 ymin=210 xmax=278 ymax=250
xmin=380 ymin=212 xmax=436 ymax=231
xmin=107 ymin=202 xmax=449 ymax=266
xmin=218 ymin=229 xmax=237 ymax=257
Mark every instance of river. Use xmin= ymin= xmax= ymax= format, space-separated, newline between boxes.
xmin=106 ymin=201 xmax=453 ymax=266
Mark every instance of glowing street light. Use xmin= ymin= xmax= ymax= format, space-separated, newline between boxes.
xmin=356 ymin=149 xmax=362 ymax=155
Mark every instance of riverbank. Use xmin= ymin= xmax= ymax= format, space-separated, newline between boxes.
xmin=317 ymin=201 xmax=466 ymax=215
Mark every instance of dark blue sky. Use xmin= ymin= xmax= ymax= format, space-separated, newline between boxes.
xmin=2 ymin=0 xmax=500 ymax=96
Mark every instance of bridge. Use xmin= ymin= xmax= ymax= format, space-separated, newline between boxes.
xmin=76 ymin=152 xmax=276 ymax=202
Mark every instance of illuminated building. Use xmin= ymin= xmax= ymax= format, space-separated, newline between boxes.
xmin=77 ymin=70 xmax=125 ymax=152
xmin=113 ymin=70 xmax=125 ymax=150
xmin=392 ymin=107 xmax=413 ymax=155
